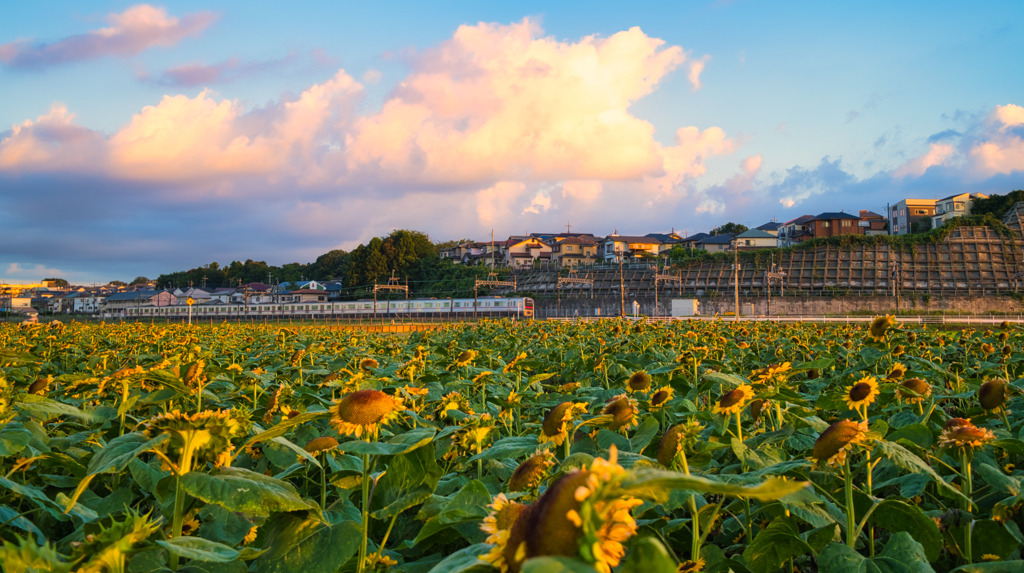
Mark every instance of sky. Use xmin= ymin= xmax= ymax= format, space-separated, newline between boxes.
xmin=2 ymin=1 xmax=1023 ymax=285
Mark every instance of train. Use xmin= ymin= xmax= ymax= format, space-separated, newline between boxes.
xmin=112 ymin=296 xmax=534 ymax=320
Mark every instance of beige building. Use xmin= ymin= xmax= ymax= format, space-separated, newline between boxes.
xmin=931 ymin=193 xmax=987 ymax=228
xmin=890 ymin=198 xmax=937 ymax=235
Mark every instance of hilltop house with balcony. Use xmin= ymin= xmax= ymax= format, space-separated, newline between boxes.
xmin=734 ymin=228 xmax=778 ymax=249
xmin=805 ymin=212 xmax=862 ymax=239
xmin=695 ymin=233 xmax=736 ymax=253
xmin=931 ymin=193 xmax=988 ymax=228
xmin=550 ymin=236 xmax=599 ymax=267
xmin=600 ymin=234 xmax=662 ymax=262
xmin=503 ymin=236 xmax=552 ymax=268
xmin=777 ymin=215 xmax=815 ymax=247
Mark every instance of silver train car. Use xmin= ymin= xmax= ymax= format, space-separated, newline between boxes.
xmin=114 ymin=296 xmax=534 ymax=320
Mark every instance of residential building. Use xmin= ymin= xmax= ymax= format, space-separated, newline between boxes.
xmin=777 ymin=215 xmax=815 ymax=247
xmin=931 ymin=193 xmax=988 ymax=228
xmin=645 ymin=232 xmax=684 ymax=255
xmin=678 ymin=232 xmax=710 ymax=249
xmin=695 ymin=233 xmax=736 ymax=253
xmin=601 ymin=234 xmax=662 ymax=262
xmin=858 ymin=210 xmax=889 ymax=235
xmin=756 ymin=222 xmax=783 ymax=236
xmin=804 ymin=212 xmax=863 ymax=239
xmin=890 ymin=199 xmax=937 ymax=235
xmin=734 ymin=228 xmax=778 ymax=249
xmin=503 ymin=236 xmax=552 ymax=268
xmin=549 ymin=236 xmax=599 ymax=267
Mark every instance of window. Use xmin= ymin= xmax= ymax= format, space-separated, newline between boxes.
xmin=842 ymin=220 xmax=852 ymax=227
xmin=915 ymin=209 xmax=927 ymax=215
xmin=823 ymin=221 xmax=831 ymax=228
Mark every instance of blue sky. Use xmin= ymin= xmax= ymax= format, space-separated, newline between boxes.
xmin=2 ymin=1 xmax=1022 ymax=284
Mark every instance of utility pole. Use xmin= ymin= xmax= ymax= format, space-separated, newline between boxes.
xmin=654 ymin=268 xmax=682 ymax=318
xmin=475 ymin=271 xmax=516 ymax=321
xmin=732 ymin=240 xmax=740 ymax=322
xmin=765 ymin=260 xmax=787 ymax=317
xmin=373 ymin=270 xmax=409 ymax=324
xmin=890 ymin=260 xmax=901 ymax=313
xmin=558 ymin=269 xmax=595 ymax=318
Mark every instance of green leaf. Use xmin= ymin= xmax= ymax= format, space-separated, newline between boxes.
xmin=251 ymin=515 xmax=361 ymax=573
xmin=970 ymin=519 xmax=1021 ymax=560
xmin=269 ymin=436 xmax=320 ymax=468
xmin=617 ymin=468 xmax=808 ymax=502
xmin=742 ymin=516 xmax=813 ymax=573
xmin=886 ymin=424 xmax=933 ymax=448
xmin=521 ymin=556 xmax=600 ymax=573
xmin=0 ymin=427 xmax=31 ymax=457
xmin=240 ymin=411 xmax=330 ymax=451
xmin=951 ymin=562 xmax=1024 ymax=573
xmin=86 ymin=433 xmax=170 ymax=475
xmin=423 ymin=543 xmax=492 ymax=573
xmin=414 ymin=479 xmax=491 ymax=545
xmin=818 ymin=532 xmax=935 ymax=572
xmin=619 ymin=536 xmax=680 ymax=573
xmin=468 ymin=436 xmax=542 ymax=461
xmin=629 ymin=416 xmax=660 ymax=453
xmin=15 ymin=395 xmax=96 ymax=422
xmin=155 ymin=537 xmax=239 ymax=563
xmin=373 ymin=441 xmax=442 ymax=519
xmin=873 ymin=440 xmax=971 ymax=505
xmin=181 ymin=467 xmax=316 ymax=517
xmin=866 ymin=500 xmax=942 ymax=562
xmin=975 ymin=463 xmax=1020 ymax=496
xmin=337 ymin=427 xmax=436 ymax=455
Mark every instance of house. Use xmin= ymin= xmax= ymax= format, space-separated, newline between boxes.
xmin=858 ymin=210 xmax=888 ymax=235
xmin=931 ymin=193 xmax=988 ymax=228
xmin=601 ymin=234 xmax=662 ymax=262
xmin=209 ymin=287 xmax=238 ymax=303
xmin=777 ymin=215 xmax=815 ymax=247
xmin=733 ymin=228 xmax=778 ymax=249
xmin=287 ymin=289 xmax=329 ymax=303
xmin=150 ymin=290 xmax=179 ymax=307
xmin=72 ymin=292 xmax=104 ymax=314
xmin=503 ymin=236 xmax=552 ymax=268
xmin=645 ymin=232 xmax=684 ymax=255
xmin=549 ymin=236 xmax=599 ymax=267
xmin=756 ymin=222 xmax=783 ymax=236
xmin=695 ymin=233 xmax=736 ymax=253
xmin=678 ymin=232 xmax=710 ymax=249
xmin=102 ymin=291 xmax=157 ymax=313
xmin=805 ymin=212 xmax=862 ymax=239
xmin=890 ymin=199 xmax=937 ymax=235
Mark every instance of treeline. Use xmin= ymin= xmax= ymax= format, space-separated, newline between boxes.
xmin=154 ymin=230 xmax=501 ymax=299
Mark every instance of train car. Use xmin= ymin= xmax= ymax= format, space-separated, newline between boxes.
xmin=114 ymin=296 xmax=534 ymax=320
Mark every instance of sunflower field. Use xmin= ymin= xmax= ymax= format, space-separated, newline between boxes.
xmin=1 ymin=317 xmax=1023 ymax=573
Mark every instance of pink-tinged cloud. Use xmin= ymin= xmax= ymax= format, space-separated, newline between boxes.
xmin=688 ymin=55 xmax=710 ymax=90
xmin=140 ymin=52 xmax=312 ymax=87
xmin=476 ymin=181 xmax=528 ymax=226
xmin=0 ymin=4 xmax=217 ymax=69
xmin=893 ymin=142 xmax=955 ymax=178
xmin=693 ymin=154 xmax=762 ymax=214
xmin=0 ymin=104 xmax=106 ymax=171
xmin=344 ymin=19 xmax=693 ymax=184
xmin=561 ymin=180 xmax=603 ymax=202
xmin=970 ymin=104 xmax=1024 ymax=175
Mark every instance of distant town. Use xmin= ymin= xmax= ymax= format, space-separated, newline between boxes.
xmin=0 ymin=191 xmax=1000 ymax=318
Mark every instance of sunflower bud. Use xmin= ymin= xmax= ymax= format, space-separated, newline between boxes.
xmin=979 ymin=378 xmax=1008 ymax=411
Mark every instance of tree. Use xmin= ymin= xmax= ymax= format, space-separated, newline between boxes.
xmin=42 ymin=278 xmax=68 ymax=287
xmin=131 ymin=276 xmax=150 ymax=285
xmin=712 ymin=222 xmax=748 ymax=235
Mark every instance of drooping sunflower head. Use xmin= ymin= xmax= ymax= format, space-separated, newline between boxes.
xmin=480 ymin=493 xmax=530 ymax=573
xmin=143 ymin=409 xmax=248 ymax=472
xmin=812 ymin=419 xmax=868 ymax=466
xmin=540 ymin=402 xmax=587 ymax=445
xmin=648 ymin=386 xmax=674 ymax=410
xmin=897 ymin=378 xmax=932 ymax=404
xmin=358 ymin=357 xmax=379 ymax=371
xmin=657 ymin=419 xmax=703 ymax=468
xmin=712 ymin=384 xmax=755 ymax=416
xmin=868 ymin=315 xmax=896 ymax=341
xmin=601 ymin=395 xmax=638 ymax=432
xmin=304 ymin=436 xmax=339 ymax=454
xmin=886 ymin=362 xmax=907 ymax=380
xmin=844 ymin=376 xmax=880 ymax=412
xmin=330 ymin=389 xmax=403 ymax=438
xmin=437 ymin=391 xmax=474 ymax=420
xmin=939 ymin=417 xmax=995 ymax=451
xmin=626 ymin=370 xmax=651 ymax=392
xmin=979 ymin=378 xmax=1009 ymax=411
xmin=509 ymin=450 xmax=556 ymax=492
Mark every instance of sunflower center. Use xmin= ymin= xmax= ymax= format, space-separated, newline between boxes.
xmin=848 ymin=383 xmax=872 ymax=402
xmin=719 ymin=389 xmax=744 ymax=408
xmin=337 ymin=390 xmax=396 ymax=425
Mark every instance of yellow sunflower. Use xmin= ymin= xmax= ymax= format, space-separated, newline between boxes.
xmin=509 ymin=450 xmax=556 ymax=492
xmin=897 ymin=378 xmax=932 ymax=404
xmin=812 ymin=420 xmax=868 ymax=466
xmin=539 ymin=402 xmax=587 ymax=446
xmin=602 ymin=395 xmax=639 ymax=432
xmin=712 ymin=384 xmax=755 ymax=416
xmin=454 ymin=350 xmax=477 ymax=368
xmin=657 ymin=420 xmax=703 ymax=468
xmin=648 ymin=386 xmax=674 ymax=410
xmin=886 ymin=362 xmax=907 ymax=380
xmin=844 ymin=376 xmax=879 ymax=418
xmin=330 ymin=389 xmax=403 ymax=439
xmin=868 ymin=315 xmax=896 ymax=342
xmin=626 ymin=370 xmax=652 ymax=392
xmin=979 ymin=378 xmax=1009 ymax=411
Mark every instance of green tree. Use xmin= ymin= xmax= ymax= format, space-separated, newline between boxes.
xmin=712 ymin=222 xmax=748 ymax=235
xmin=42 ymin=277 xmax=69 ymax=287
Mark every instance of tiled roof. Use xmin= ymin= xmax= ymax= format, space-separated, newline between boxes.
xmin=735 ymin=229 xmax=777 ymax=239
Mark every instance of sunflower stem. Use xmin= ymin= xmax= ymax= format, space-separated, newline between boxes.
xmin=319 ymin=452 xmax=327 ymax=511
xmin=170 ymin=475 xmax=185 ymax=569
xmin=962 ymin=449 xmax=973 ymax=564
xmin=844 ymin=457 xmax=856 ymax=548
xmin=358 ymin=452 xmax=371 ymax=573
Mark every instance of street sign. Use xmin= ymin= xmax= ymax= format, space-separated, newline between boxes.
xmin=187 ymin=297 xmax=195 ymax=306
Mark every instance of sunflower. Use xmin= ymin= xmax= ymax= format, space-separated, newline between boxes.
xmin=648 ymin=386 xmax=674 ymax=410
xmin=437 ymin=391 xmax=474 ymax=420
xmin=812 ymin=420 xmax=868 ymax=466
xmin=750 ymin=362 xmax=793 ymax=384
xmin=304 ymin=436 xmax=339 ymax=454
xmin=626 ymin=370 xmax=652 ymax=392
xmin=897 ymin=378 xmax=932 ymax=404
xmin=602 ymin=395 xmax=638 ymax=432
xmin=979 ymin=378 xmax=1009 ymax=411
xmin=938 ymin=418 xmax=995 ymax=450
xmin=539 ymin=402 xmax=587 ymax=445
xmin=358 ymin=357 xmax=379 ymax=371
xmin=868 ymin=315 xmax=896 ymax=342
xmin=502 ymin=352 xmax=528 ymax=373
xmin=143 ymin=409 xmax=247 ymax=473
xmin=844 ymin=376 xmax=879 ymax=418
xmin=330 ymin=389 xmax=403 ymax=439
xmin=712 ymin=384 xmax=755 ymax=416
xmin=677 ymin=559 xmax=706 ymax=573
xmin=657 ymin=420 xmax=703 ymax=468
xmin=242 ymin=526 xmax=258 ymax=545
xmin=886 ymin=362 xmax=907 ymax=380
xmin=509 ymin=450 xmax=556 ymax=492
xmin=454 ymin=350 xmax=477 ymax=368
